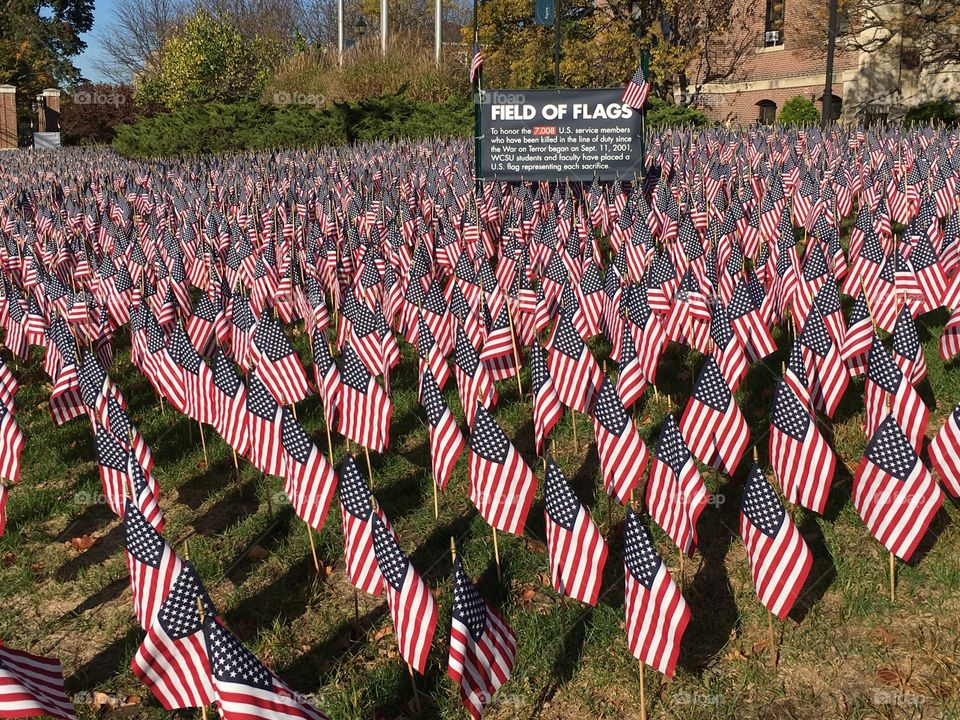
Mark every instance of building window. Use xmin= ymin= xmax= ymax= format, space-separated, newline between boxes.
xmin=765 ymin=0 xmax=785 ymax=45
xmin=757 ymin=100 xmax=777 ymax=124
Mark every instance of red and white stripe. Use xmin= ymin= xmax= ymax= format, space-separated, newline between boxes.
xmin=0 ymin=644 xmax=76 ymax=720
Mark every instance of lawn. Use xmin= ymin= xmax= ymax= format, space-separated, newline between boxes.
xmin=0 ymin=306 xmax=958 ymax=720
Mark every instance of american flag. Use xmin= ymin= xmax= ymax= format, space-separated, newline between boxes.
xmin=132 ymin=560 xmax=215 ymax=709
xmin=311 ymin=328 xmax=342 ymax=421
xmin=623 ymin=508 xmax=689 ymax=677
xmin=169 ymin=325 xmax=216 ymax=426
xmin=728 ymin=278 xmax=776 ymax=363
xmin=453 ymin=324 xmax=497 ymax=428
xmin=415 ymin=312 xmax=450 ymax=394
xmin=591 ymin=377 xmax=648 ymax=504
xmin=202 ymin=615 xmax=329 ymax=719
xmin=336 ymin=342 xmax=392 ymax=453
xmin=0 ymin=399 xmax=24 ymax=485
xmin=679 ymin=357 xmax=749 ymax=475
xmin=646 ymin=414 xmax=707 ymax=556
xmin=447 ymin=557 xmax=516 ymax=720
xmin=854 ymin=414 xmax=943 ymax=561
xmin=939 ymin=306 xmax=960 ymax=361
xmin=709 ymin=301 xmax=748 ymax=392
xmin=128 ymin=452 xmax=164 ymax=531
xmin=864 ymin=334 xmax=928 ymax=454
xmin=145 ymin=312 xmax=187 ymax=413
xmin=337 ymin=454 xmax=383 ymax=596
xmin=928 ymin=400 xmax=960 ymax=498
xmin=797 ymin=304 xmax=849 ymax=418
xmin=841 ymin=289 xmax=873 ymax=376
xmin=211 ymin=348 xmax=250 ymax=456
xmin=251 ymin=311 xmax=312 ymax=405
xmin=280 ymin=407 xmax=337 ymax=532
xmin=420 ymin=367 xmax=465 ymax=493
xmin=370 ymin=507 xmax=438 ymax=674
xmin=94 ymin=424 xmax=130 ymax=517
xmin=768 ymin=379 xmax=836 ymax=515
xmin=739 ymin=465 xmax=813 ymax=619
xmin=49 ymin=362 xmax=85 ymax=427
xmin=620 ymin=64 xmax=650 ymax=110
xmin=891 ymin=304 xmax=926 ymax=385
xmin=0 ymin=643 xmax=76 ymax=720
xmin=543 ymin=456 xmax=607 ymax=605
xmin=616 ymin=321 xmax=647 ymax=409
xmin=530 ymin=340 xmax=563 ymax=455
xmin=245 ymin=369 xmax=284 ymax=476
xmin=469 ymin=44 xmax=484 ymax=85
xmin=547 ymin=313 xmax=603 ymax=413
xmin=468 ymin=402 xmax=537 ymax=535
xmin=123 ymin=498 xmax=183 ymax=630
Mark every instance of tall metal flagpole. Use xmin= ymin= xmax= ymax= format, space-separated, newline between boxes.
xmin=473 ymin=0 xmax=482 ymax=194
xmin=381 ymin=0 xmax=388 ymax=54
xmin=435 ymin=0 xmax=442 ymax=66
xmin=337 ymin=0 xmax=344 ymax=66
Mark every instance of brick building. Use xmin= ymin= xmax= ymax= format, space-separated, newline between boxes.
xmin=677 ymin=0 xmax=960 ymax=124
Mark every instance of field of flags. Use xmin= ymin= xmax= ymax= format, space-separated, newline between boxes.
xmin=0 ymin=123 xmax=958 ymax=719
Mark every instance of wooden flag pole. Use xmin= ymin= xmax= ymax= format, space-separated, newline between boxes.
xmin=197 ymin=421 xmax=208 ymax=467
xmin=323 ymin=407 xmax=335 ymax=465
xmin=407 ymin=663 xmax=421 ymax=713
xmin=889 ymin=550 xmax=896 ymax=602
xmin=570 ymin=409 xmax=579 ymax=454
xmin=306 ymin=523 xmax=320 ymax=574
xmin=638 ymin=660 xmax=647 ymax=720
xmin=492 ymin=527 xmax=501 ymax=582
xmin=364 ymin=446 xmax=374 ymax=490
xmin=504 ymin=299 xmax=523 ymax=398
xmin=767 ymin=609 xmax=777 ymax=671
xmin=432 ymin=477 xmax=439 ymax=520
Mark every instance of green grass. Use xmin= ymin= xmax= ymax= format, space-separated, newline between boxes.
xmin=1 ymin=312 xmax=959 ymax=720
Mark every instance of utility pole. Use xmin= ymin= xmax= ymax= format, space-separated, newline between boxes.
xmin=337 ymin=0 xmax=344 ymax=66
xmin=435 ymin=0 xmax=442 ymax=66
xmin=822 ymin=0 xmax=839 ymax=126
xmin=381 ymin=0 xmax=388 ymax=54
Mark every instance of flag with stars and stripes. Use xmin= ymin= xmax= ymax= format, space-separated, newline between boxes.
xmin=0 ymin=643 xmax=76 ymax=720
xmin=646 ymin=414 xmax=707 ymax=556
xmin=94 ymin=424 xmax=130 ymax=517
xmin=708 ymin=300 xmax=748 ymax=392
xmin=891 ymin=304 xmax=926 ymax=385
xmin=547 ymin=313 xmax=603 ymax=414
xmin=201 ymin=615 xmax=329 ymax=720
xmin=623 ymin=508 xmax=689 ymax=677
xmin=124 ymin=499 xmax=183 ymax=630
xmin=453 ymin=324 xmax=497 ymax=428
xmin=841 ymin=289 xmax=873 ymax=376
xmin=679 ymin=357 xmax=749 ymax=475
xmin=530 ymin=340 xmax=563 ymax=455
xmin=468 ymin=403 xmax=537 ymax=535
xmin=336 ymin=342 xmax=391 ymax=454
xmin=49 ymin=362 xmax=85 ymax=427
xmin=245 ymin=368 xmax=284 ymax=476
xmin=128 ymin=451 xmax=164 ymax=532
xmin=0 ymin=398 xmax=24 ymax=486
xmin=447 ymin=557 xmax=516 ymax=720
xmin=768 ymin=378 xmax=836 ymax=515
xmin=864 ymin=334 xmax=928 ymax=454
xmin=797 ymin=304 xmax=849 ymax=418
xmin=251 ymin=311 xmax=312 ymax=405
xmin=132 ymin=561 xmax=216 ymax=709
xmin=280 ymin=407 xmax=337 ymax=532
xmin=420 ymin=367 xmax=465 ymax=493
xmin=337 ymin=454 xmax=383 ymax=596
xmin=854 ymin=414 xmax=943 ymax=561
xmin=370 ymin=506 xmax=438 ymax=674
xmin=739 ymin=465 xmax=812 ymax=619
xmin=620 ymin=63 xmax=650 ymax=110
xmin=169 ymin=324 xmax=216 ymax=426
xmin=543 ymin=456 xmax=607 ymax=605
xmin=928 ymin=399 xmax=960 ymax=498
xmin=211 ymin=348 xmax=250 ymax=457
xmin=591 ymin=377 xmax=649 ymax=505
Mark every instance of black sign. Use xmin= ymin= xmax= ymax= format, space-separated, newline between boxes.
xmin=477 ymin=88 xmax=643 ymax=182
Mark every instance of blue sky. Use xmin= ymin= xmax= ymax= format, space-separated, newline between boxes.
xmin=75 ymin=0 xmax=119 ymax=83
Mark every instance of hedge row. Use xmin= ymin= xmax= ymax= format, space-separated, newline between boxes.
xmin=113 ymin=93 xmax=474 ymax=157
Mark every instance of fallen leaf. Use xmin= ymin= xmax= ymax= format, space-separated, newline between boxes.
xmin=122 ymin=695 xmax=141 ymax=706
xmin=246 ymin=545 xmax=269 ymax=560
xmin=374 ymin=626 xmax=393 ymax=641
xmin=2 ymin=552 xmax=15 ymax=566
xmin=324 ymin=564 xmax=333 ymax=577
xmin=750 ymin=640 xmax=768 ymax=655
xmin=520 ymin=587 xmax=536 ymax=602
xmin=524 ymin=537 xmax=547 ymax=554
xmin=30 ymin=563 xmax=44 ymax=573
xmin=875 ymin=667 xmax=901 ymax=686
xmin=875 ymin=627 xmax=897 ymax=644
xmin=196 ymin=459 xmax=207 ymax=470
xmin=90 ymin=692 xmax=120 ymax=711
xmin=69 ymin=534 xmax=97 ymax=551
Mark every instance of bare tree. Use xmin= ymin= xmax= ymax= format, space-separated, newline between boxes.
xmin=95 ymin=0 xmax=184 ymax=82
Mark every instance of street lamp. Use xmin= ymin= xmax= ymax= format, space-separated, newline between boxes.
xmin=355 ymin=14 xmax=368 ymax=43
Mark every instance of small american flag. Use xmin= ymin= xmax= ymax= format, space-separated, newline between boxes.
xmin=337 ymin=454 xmax=383 ymax=596
xmin=0 ymin=643 xmax=76 ymax=720
xmin=245 ymin=369 xmax=284 ymax=476
xmin=864 ymin=334 xmax=928 ymax=454
xmin=798 ymin=304 xmax=849 ymax=418
xmin=94 ymin=424 xmax=129 ymax=517
xmin=251 ymin=311 xmax=312 ymax=405
xmin=530 ymin=340 xmax=563 ymax=455
xmin=447 ymin=557 xmax=516 ymax=720
xmin=211 ymin=348 xmax=250 ymax=456
xmin=646 ymin=414 xmax=707 ymax=556
xmin=621 ymin=64 xmax=650 ymax=110
xmin=336 ymin=342 xmax=392 ymax=453
xmin=202 ymin=615 xmax=329 ymax=719
xmin=132 ymin=561 xmax=215 ymax=709
xmin=739 ymin=465 xmax=813 ymax=619
xmin=679 ymin=357 xmax=749 ymax=475
xmin=853 ymin=414 xmax=943 ymax=561
xmin=929 ymin=400 xmax=960 ymax=498
xmin=124 ymin=499 xmax=183 ymax=630
xmin=370 ymin=507 xmax=438 ymax=674
xmin=840 ymin=289 xmax=873 ymax=376
xmin=468 ymin=402 xmax=537 ymax=535
xmin=0 ymin=398 xmax=24 ymax=485
xmin=453 ymin=324 xmax=497 ymax=428
xmin=623 ymin=508 xmax=689 ymax=677
xmin=769 ymin=378 xmax=836 ymax=514
xmin=543 ymin=456 xmax=607 ymax=605
xmin=280 ymin=407 xmax=337 ymax=532
xmin=469 ymin=44 xmax=483 ymax=85
xmin=891 ymin=304 xmax=926 ymax=385
xmin=591 ymin=377 xmax=648 ymax=504
xmin=547 ymin=313 xmax=603 ymax=413
xmin=420 ymin=367 xmax=465 ymax=493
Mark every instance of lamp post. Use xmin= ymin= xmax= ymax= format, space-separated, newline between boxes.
xmin=355 ymin=14 xmax=368 ymax=49
xmin=380 ymin=0 xmax=388 ymax=54
xmin=337 ymin=0 xmax=344 ymax=65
